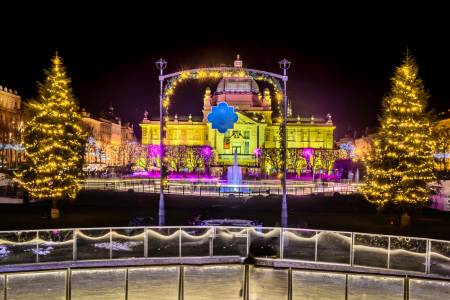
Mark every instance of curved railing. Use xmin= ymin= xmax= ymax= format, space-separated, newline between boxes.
xmin=0 ymin=226 xmax=449 ymax=278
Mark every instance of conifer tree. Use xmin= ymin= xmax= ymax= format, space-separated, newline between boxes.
xmin=16 ymin=53 xmax=85 ymax=218
xmin=363 ymin=53 xmax=435 ymax=213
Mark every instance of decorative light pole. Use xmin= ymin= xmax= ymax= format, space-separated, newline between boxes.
xmin=279 ymin=58 xmax=291 ymax=228
xmin=155 ymin=58 xmax=167 ymax=226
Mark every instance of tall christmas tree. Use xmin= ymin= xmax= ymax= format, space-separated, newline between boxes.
xmin=16 ymin=53 xmax=86 ymax=218
xmin=363 ymin=53 xmax=435 ymax=214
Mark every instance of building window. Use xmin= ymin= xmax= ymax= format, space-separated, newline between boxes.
xmin=244 ymin=130 xmax=250 ymax=139
xmin=316 ymin=131 xmax=323 ymax=142
xmin=142 ymin=128 xmax=148 ymax=140
xmin=288 ymin=130 xmax=294 ymax=141
xmin=168 ymin=130 xmax=175 ymax=140
xmin=232 ymin=145 xmax=241 ymax=154
xmin=274 ymin=130 xmax=280 ymax=141
xmin=244 ymin=141 xmax=249 ymax=154
xmin=303 ymin=131 xmax=308 ymax=141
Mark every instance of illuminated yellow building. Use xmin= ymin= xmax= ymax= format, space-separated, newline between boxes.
xmin=141 ymin=58 xmax=335 ymax=167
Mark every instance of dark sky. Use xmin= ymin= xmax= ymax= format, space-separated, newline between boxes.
xmin=1 ymin=5 xmax=449 ymax=138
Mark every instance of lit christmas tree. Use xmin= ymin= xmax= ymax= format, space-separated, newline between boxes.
xmin=16 ymin=53 xmax=86 ymax=218
xmin=363 ymin=53 xmax=435 ymax=215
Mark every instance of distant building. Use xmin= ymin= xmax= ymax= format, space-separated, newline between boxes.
xmin=435 ymin=109 xmax=450 ymax=173
xmin=354 ymin=134 xmax=374 ymax=160
xmin=81 ymin=106 xmax=138 ymax=168
xmin=0 ymin=85 xmax=24 ymax=169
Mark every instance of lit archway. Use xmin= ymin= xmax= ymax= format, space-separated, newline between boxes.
xmin=161 ymin=67 xmax=285 ymax=117
xmin=155 ymin=60 xmax=290 ymax=226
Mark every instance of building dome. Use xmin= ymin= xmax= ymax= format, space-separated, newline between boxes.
xmin=216 ymin=77 xmax=259 ymax=94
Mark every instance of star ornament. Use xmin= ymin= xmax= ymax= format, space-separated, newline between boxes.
xmin=207 ymin=102 xmax=238 ymax=134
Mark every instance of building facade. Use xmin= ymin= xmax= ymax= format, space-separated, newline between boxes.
xmin=435 ymin=110 xmax=450 ymax=173
xmin=81 ymin=107 xmax=138 ymax=169
xmin=0 ymin=85 xmax=23 ymax=169
xmin=140 ymin=58 xmax=335 ymax=171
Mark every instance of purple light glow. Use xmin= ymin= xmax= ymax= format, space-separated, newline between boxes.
xmin=288 ymin=173 xmax=338 ymax=181
xmin=130 ymin=171 xmax=219 ymax=181
xmin=303 ymin=148 xmax=313 ymax=159
xmin=131 ymin=171 xmax=160 ymax=178
xmin=148 ymin=145 xmax=160 ymax=157
xmin=253 ymin=148 xmax=261 ymax=157
xmin=201 ymin=146 xmax=212 ymax=159
xmin=183 ymin=174 xmax=217 ymax=181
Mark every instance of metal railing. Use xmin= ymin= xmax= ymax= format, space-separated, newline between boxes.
xmin=0 ymin=263 xmax=450 ymax=300
xmin=0 ymin=226 xmax=449 ymax=278
xmin=0 ymin=184 xmax=22 ymax=199
xmin=1 ymin=265 xmax=449 ymax=300
xmin=82 ymin=179 xmax=360 ymax=197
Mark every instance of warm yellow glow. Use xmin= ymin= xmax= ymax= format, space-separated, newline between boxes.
xmin=362 ymin=54 xmax=435 ymax=208
xmin=14 ymin=54 xmax=85 ymax=201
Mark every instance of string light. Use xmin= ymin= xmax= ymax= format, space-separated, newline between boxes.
xmin=362 ymin=54 xmax=435 ymax=208
xmin=162 ymin=69 xmax=284 ymax=118
xmin=14 ymin=54 xmax=86 ymax=201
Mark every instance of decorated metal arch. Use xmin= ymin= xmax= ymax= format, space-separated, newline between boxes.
xmin=155 ymin=60 xmax=290 ymax=226
xmin=160 ymin=67 xmax=286 ymax=117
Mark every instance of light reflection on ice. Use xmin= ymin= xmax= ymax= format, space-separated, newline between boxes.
xmin=0 ymin=245 xmax=10 ymax=257
xmin=94 ymin=241 xmax=141 ymax=251
xmin=23 ymin=246 xmax=54 ymax=256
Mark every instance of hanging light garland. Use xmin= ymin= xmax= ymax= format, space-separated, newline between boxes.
xmin=162 ymin=69 xmax=284 ymax=120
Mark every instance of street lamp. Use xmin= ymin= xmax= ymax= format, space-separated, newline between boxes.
xmin=155 ymin=59 xmax=168 ymax=73
xmin=279 ymin=59 xmax=291 ymax=72
xmin=279 ymin=58 xmax=291 ymax=228
xmin=155 ymin=58 xmax=167 ymax=226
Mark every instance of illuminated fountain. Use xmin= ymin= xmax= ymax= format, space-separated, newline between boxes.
xmin=227 ymin=150 xmax=242 ymax=192
xmin=221 ymin=150 xmax=249 ymax=193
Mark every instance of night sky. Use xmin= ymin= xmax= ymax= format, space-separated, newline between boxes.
xmin=1 ymin=6 xmax=448 ymax=139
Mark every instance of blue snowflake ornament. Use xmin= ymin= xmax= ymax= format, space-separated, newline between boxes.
xmin=207 ymin=102 xmax=238 ymax=134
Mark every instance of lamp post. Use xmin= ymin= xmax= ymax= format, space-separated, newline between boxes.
xmin=155 ymin=58 xmax=167 ymax=226
xmin=279 ymin=58 xmax=291 ymax=228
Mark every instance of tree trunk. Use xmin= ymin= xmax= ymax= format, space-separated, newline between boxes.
xmin=400 ymin=208 xmax=410 ymax=226
xmin=51 ymin=198 xmax=60 ymax=219
xmin=376 ymin=205 xmax=383 ymax=215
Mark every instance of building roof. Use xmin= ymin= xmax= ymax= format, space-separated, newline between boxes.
xmin=143 ymin=115 xmax=203 ymax=122
xmin=0 ymin=85 xmax=19 ymax=96
xmin=216 ymin=77 xmax=260 ymax=94
xmin=143 ymin=113 xmax=334 ymax=127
